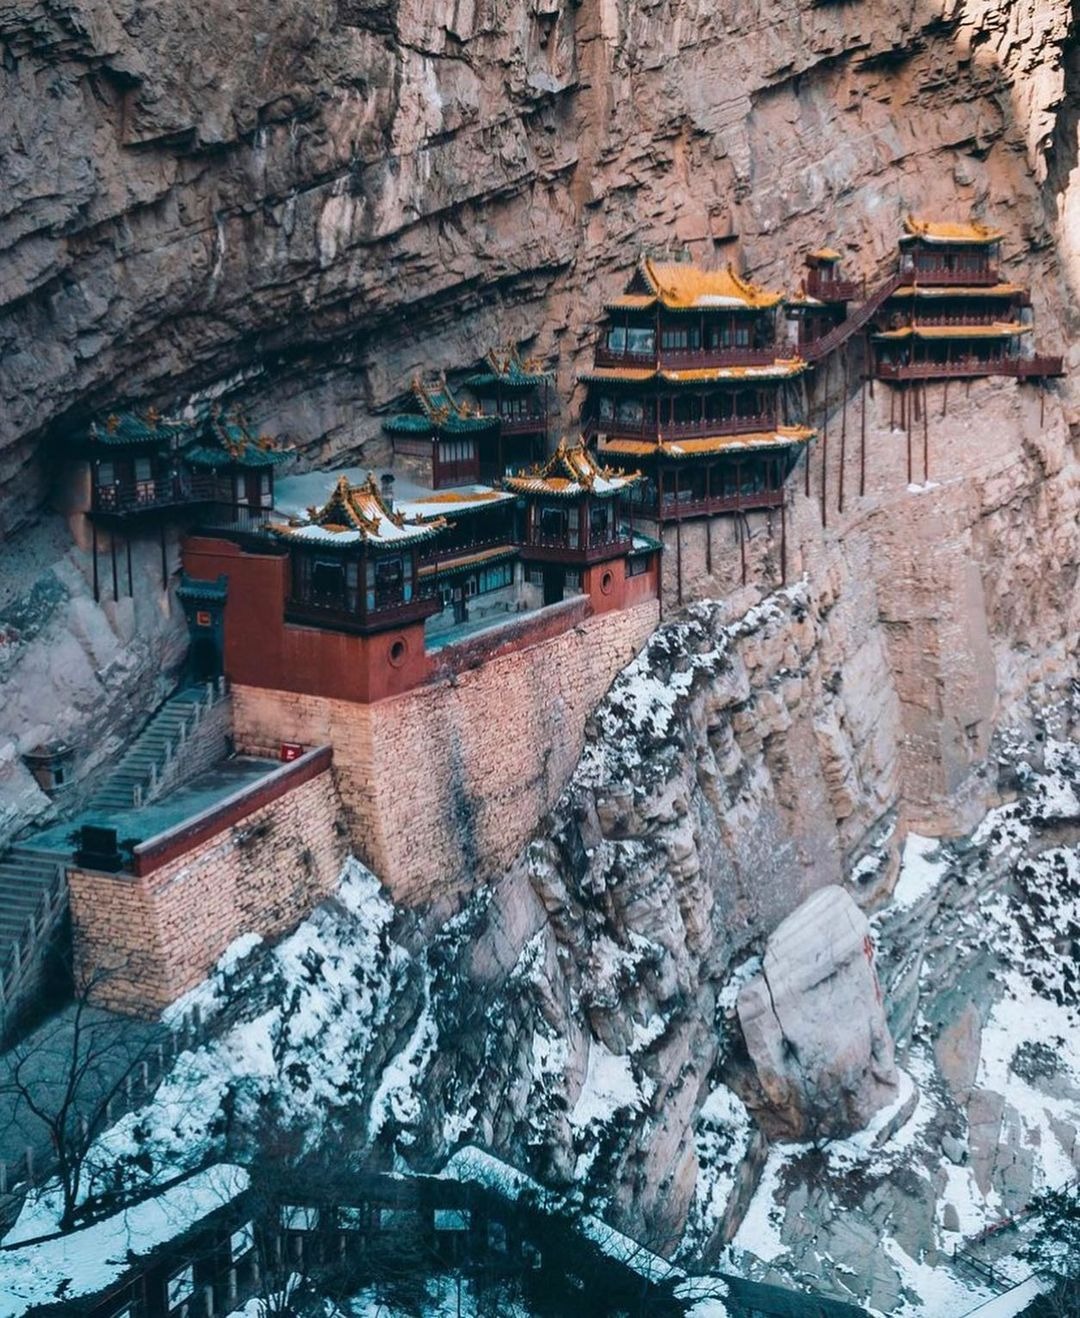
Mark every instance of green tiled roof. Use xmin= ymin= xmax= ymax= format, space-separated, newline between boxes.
xmin=465 ymin=347 xmax=553 ymax=391
xmin=177 ymin=573 xmax=229 ymax=603
xmin=87 ymin=411 xmax=192 ymax=448
xmin=185 ymin=409 xmax=293 ymax=469
xmin=184 ymin=443 xmax=289 ymax=470
xmin=384 ymin=414 xmax=435 ymax=436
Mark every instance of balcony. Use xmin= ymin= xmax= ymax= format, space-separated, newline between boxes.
xmin=875 ymin=355 xmax=1064 ymax=382
xmin=592 ymin=346 xmax=782 ymax=372
xmin=91 ymin=473 xmax=218 ymax=518
xmin=899 ymin=267 xmax=1001 ymax=288
xmin=493 ymin=412 xmax=547 ymax=435
xmin=285 ymin=590 xmax=440 ymax=636
xmin=805 ymin=274 xmax=860 ymax=303
xmin=655 ymin=489 xmax=785 ymax=521
xmin=419 ymin=538 xmax=516 ymax=568
xmin=520 ymin=531 xmax=633 ymax=565
xmin=586 ymin=413 xmax=777 ymax=443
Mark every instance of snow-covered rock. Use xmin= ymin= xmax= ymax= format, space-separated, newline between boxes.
xmin=735 ymin=886 xmax=899 ymax=1140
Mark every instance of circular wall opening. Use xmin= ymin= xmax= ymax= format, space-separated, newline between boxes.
xmin=388 ymin=637 xmax=408 ymax=667
xmin=600 ymin=570 xmax=614 ymax=595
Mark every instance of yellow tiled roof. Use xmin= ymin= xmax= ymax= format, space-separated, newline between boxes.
xmin=417 ymin=544 xmax=515 ymax=577
xmin=579 ymin=366 xmax=659 ymax=384
xmin=272 ymin=474 xmax=446 ymax=545
xmin=660 ymin=360 xmax=807 ymax=382
xmin=599 ymin=426 xmax=814 ymax=458
xmin=902 ymin=216 xmax=1004 ymax=244
xmin=607 ymin=258 xmax=783 ymax=311
xmin=504 ymin=439 xmax=640 ymax=497
xmin=874 ymin=322 xmax=1031 ymax=341
xmin=809 ymin=248 xmax=842 ymax=261
xmin=890 ymin=284 xmax=1024 ymax=299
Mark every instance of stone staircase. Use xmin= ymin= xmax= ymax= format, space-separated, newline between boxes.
xmin=86 ymin=681 xmax=228 ymax=814
xmin=0 ymin=680 xmax=230 ymax=1038
xmin=0 ymin=843 xmax=69 ymax=1032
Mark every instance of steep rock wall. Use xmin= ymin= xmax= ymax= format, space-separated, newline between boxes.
xmin=2 ymin=0 xmax=1077 ymax=531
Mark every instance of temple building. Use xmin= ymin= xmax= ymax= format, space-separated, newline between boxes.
xmin=184 ymin=408 xmax=292 ymax=531
xmin=787 ymin=250 xmax=859 ymax=355
xmin=63 ymin=407 xmax=291 ymax=600
xmin=180 ymin=458 xmax=660 ymax=705
xmin=865 ymin=219 xmax=1064 ymax=381
xmin=579 ymin=258 xmax=813 ymax=601
xmin=462 ymin=347 xmax=551 ymax=474
xmin=504 ymin=440 xmax=651 ymax=607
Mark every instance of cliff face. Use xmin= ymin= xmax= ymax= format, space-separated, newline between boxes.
xmin=2 ymin=0 xmax=1077 ymax=528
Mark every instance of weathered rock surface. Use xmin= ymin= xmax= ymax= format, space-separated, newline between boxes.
xmin=735 ymin=885 xmax=898 ymax=1141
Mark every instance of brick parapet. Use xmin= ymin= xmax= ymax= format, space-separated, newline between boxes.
xmin=69 ymin=767 xmax=345 ymax=1016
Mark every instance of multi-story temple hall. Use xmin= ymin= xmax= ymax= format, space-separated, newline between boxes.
xmin=579 ymin=257 xmax=814 ymax=603
xmin=869 ymin=218 xmax=1064 ymax=382
xmin=383 ymin=348 xmax=551 ymax=489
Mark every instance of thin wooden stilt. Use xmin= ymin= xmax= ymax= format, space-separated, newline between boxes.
xmin=1040 ymin=383 xmax=1046 ymax=428
xmin=859 ymin=371 xmax=867 ymax=498
xmin=923 ymin=380 xmax=929 ymax=483
xmin=780 ymin=493 xmax=787 ymax=585
xmin=159 ymin=524 xmax=168 ymax=591
xmin=739 ymin=516 xmax=747 ymax=587
xmin=838 ymin=351 xmax=848 ymax=514
xmin=676 ymin=518 xmax=683 ymax=606
xmin=821 ymin=362 xmax=829 ymax=530
xmin=705 ymin=510 xmax=712 ymax=577
xmin=906 ymin=384 xmax=913 ymax=485
xmin=889 ymin=388 xmax=895 ymax=431
xmin=942 ymin=376 xmax=949 ymax=418
xmin=126 ymin=536 xmax=133 ymax=596
xmin=92 ymin=521 xmax=99 ymax=603
xmin=110 ymin=534 xmax=119 ymax=603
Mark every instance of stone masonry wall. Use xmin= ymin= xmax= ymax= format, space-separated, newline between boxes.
xmin=230 ymin=600 xmax=660 ymax=906
xmin=69 ymin=769 xmax=345 ymax=1016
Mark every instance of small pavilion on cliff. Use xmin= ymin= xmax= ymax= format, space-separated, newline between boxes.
xmin=504 ymin=440 xmax=648 ymax=606
xmin=70 ymin=407 xmax=292 ymax=601
xmin=462 ymin=346 xmax=551 ymax=474
xmin=383 ymin=377 xmax=499 ymax=489
xmin=270 ymin=474 xmax=445 ymax=636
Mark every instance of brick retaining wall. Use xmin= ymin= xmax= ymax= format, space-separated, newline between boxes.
xmin=231 ymin=600 xmax=660 ymax=905
xmin=69 ymin=759 xmax=345 ymax=1016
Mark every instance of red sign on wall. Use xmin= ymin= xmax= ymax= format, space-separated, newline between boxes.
xmin=280 ymin=742 xmax=304 ymax=762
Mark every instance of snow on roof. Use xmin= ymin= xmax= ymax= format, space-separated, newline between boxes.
xmin=0 ymin=1164 xmax=248 ymax=1315
xmin=504 ymin=440 xmax=639 ymax=499
xmin=271 ymin=474 xmax=445 ymax=547
xmin=395 ymin=487 xmax=515 ymax=519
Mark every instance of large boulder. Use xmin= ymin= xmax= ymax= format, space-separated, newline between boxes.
xmin=735 ymin=885 xmax=899 ymax=1140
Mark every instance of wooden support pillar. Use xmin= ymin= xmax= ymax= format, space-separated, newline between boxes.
xmin=675 ymin=517 xmax=683 ymax=606
xmin=739 ymin=515 xmax=747 ymax=587
xmin=889 ymin=387 xmax=895 ymax=431
xmin=110 ymin=533 xmax=119 ymax=603
xmin=1040 ymin=383 xmax=1046 ymax=428
xmin=821 ymin=357 xmax=829 ymax=529
xmin=906 ymin=384 xmax=913 ymax=485
xmin=942 ymin=375 xmax=949 ymax=417
xmin=91 ymin=521 xmax=99 ymax=603
xmin=159 ymin=523 xmax=168 ymax=591
xmin=838 ymin=351 xmax=848 ymax=515
xmin=126 ymin=536 xmax=133 ymax=597
xmin=859 ymin=370 xmax=867 ymax=498
xmin=780 ymin=492 xmax=787 ymax=585
xmin=922 ymin=380 xmax=930 ymax=483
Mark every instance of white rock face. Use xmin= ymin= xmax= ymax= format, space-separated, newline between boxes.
xmin=736 ymin=885 xmax=898 ymax=1141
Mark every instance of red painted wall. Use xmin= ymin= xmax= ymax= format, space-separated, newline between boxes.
xmin=182 ymin=535 xmax=661 ymax=705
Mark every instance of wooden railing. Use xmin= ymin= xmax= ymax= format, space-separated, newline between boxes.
xmin=520 ymin=531 xmax=633 ymax=564
xmin=490 ymin=413 xmax=547 ymax=435
xmin=586 ymin=414 xmax=776 ymax=442
xmin=285 ymin=591 xmax=438 ymax=635
xmin=875 ymin=355 xmax=1064 ymax=381
xmin=0 ymin=864 xmax=67 ymax=1035
xmin=903 ymin=267 xmax=1000 ymax=287
xmin=91 ymin=473 xmax=218 ymax=516
xmin=593 ymin=345 xmax=781 ymax=371
xmin=806 ymin=273 xmax=859 ymax=303
xmin=801 ymin=270 xmax=905 ymax=362
xmin=657 ymin=489 xmax=784 ymax=519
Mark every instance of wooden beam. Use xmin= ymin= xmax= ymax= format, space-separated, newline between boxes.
xmin=859 ymin=370 xmax=867 ymax=498
xmin=838 ymin=349 xmax=848 ymax=515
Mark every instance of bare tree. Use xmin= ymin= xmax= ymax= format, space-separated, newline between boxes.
xmin=0 ymin=965 xmax=165 ymax=1232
